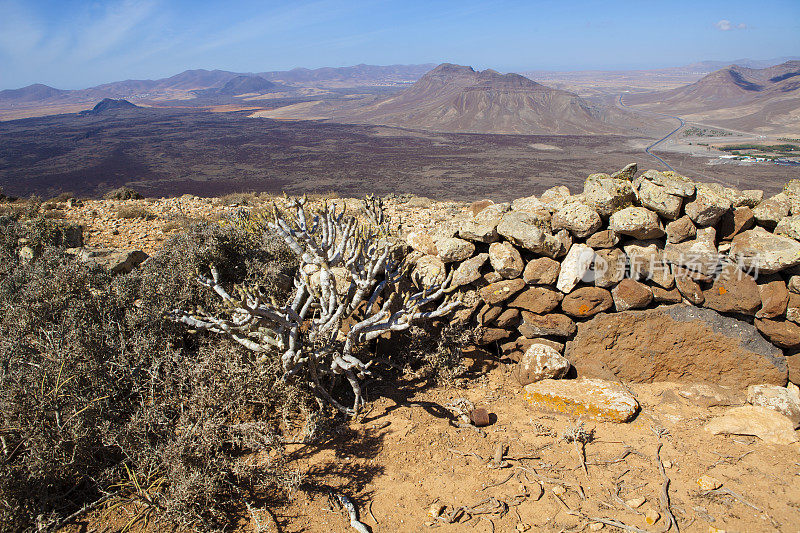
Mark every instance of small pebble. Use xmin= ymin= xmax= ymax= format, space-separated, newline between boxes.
xmin=551 ymin=485 xmax=566 ymax=496
xmin=644 ymin=509 xmax=660 ymax=525
xmin=662 ymin=460 xmax=672 ymax=468
xmin=625 ymin=497 xmax=646 ymax=508
xmin=428 ymin=503 xmax=445 ymax=518
xmin=589 ymin=523 xmax=604 ymax=531
xmin=697 ymin=475 xmax=722 ymax=491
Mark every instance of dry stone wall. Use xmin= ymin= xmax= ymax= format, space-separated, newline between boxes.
xmin=404 ymin=164 xmax=800 ymax=390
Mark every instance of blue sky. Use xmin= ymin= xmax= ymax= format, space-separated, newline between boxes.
xmin=0 ymin=0 xmax=798 ymax=89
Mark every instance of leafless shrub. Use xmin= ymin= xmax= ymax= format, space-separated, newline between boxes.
xmin=104 ymin=187 xmax=143 ymax=200
xmin=116 ymin=204 xmax=156 ymax=220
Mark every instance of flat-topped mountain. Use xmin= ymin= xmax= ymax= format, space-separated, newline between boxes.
xmin=192 ymin=75 xmax=290 ymax=97
xmin=257 ymin=63 xmax=639 ymax=135
xmin=625 ymin=60 xmax=800 ymax=133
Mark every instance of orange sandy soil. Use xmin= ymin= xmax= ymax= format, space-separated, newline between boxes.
xmin=59 ymin=197 xmax=800 ymax=533
xmin=69 ymin=351 xmax=799 ymax=533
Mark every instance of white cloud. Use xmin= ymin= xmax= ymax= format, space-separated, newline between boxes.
xmin=714 ymin=19 xmax=747 ymax=31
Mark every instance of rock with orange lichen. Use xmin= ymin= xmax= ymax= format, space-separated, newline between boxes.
xmin=523 ymin=378 xmax=639 ymax=422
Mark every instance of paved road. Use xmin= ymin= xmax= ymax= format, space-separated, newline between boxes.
xmin=618 ymin=94 xmax=685 ymax=172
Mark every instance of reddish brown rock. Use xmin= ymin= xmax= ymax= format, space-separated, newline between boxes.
xmin=612 ymin=279 xmax=653 ymax=311
xmin=675 ymin=274 xmax=705 ymax=305
xmin=756 ymin=278 xmax=790 ymax=319
xmin=788 ymin=355 xmax=800 ymax=386
xmin=561 ymin=287 xmax=613 ymax=318
xmin=585 ymin=229 xmax=619 ymax=249
xmin=787 ymin=293 xmax=800 ymax=323
xmin=665 ymin=215 xmax=696 ymax=244
xmin=468 ymin=199 xmax=494 ymax=216
xmin=652 ymin=286 xmax=683 ymax=304
xmin=718 ymin=207 xmax=755 ymax=241
xmin=565 ymin=305 xmax=787 ymax=388
xmin=703 ymin=263 xmax=761 ymax=315
xmin=476 ymin=304 xmax=503 ymax=326
xmin=477 ymin=327 xmax=512 ymax=345
xmin=754 ymin=318 xmax=800 ymax=349
xmin=522 ymin=257 xmax=560 ymax=285
xmin=494 ymin=308 xmax=521 ymax=329
xmin=519 ymin=312 xmax=576 ymax=338
xmin=478 ymin=278 xmax=525 ymax=304
xmin=500 ymin=336 xmax=564 ymax=362
xmin=509 ymin=286 xmax=563 ymax=314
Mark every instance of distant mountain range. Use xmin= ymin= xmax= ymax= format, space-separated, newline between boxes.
xmin=625 ymin=60 xmax=800 ymax=133
xmin=255 ymin=63 xmax=642 ymax=135
xmin=0 ymin=64 xmax=436 ymax=107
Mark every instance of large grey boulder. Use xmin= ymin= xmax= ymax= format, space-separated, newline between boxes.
xmin=565 ymin=305 xmax=787 ymax=389
xmin=663 ymin=227 xmax=720 ymax=276
xmin=497 ymin=212 xmax=561 ymax=258
xmin=583 ymin=173 xmax=636 ymax=217
xmin=633 ymin=170 xmax=693 ymax=220
xmin=753 ymin=193 xmax=791 ymax=229
xmin=774 ymin=215 xmax=800 ymax=241
xmin=730 ymin=227 xmax=800 ymax=274
xmin=551 ymin=202 xmax=602 ymax=238
xmin=684 ymin=184 xmax=732 ymax=226
xmin=609 ymin=206 xmax=664 ymax=240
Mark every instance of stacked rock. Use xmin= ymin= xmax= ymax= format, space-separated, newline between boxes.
xmin=404 ymin=164 xmax=800 ymax=390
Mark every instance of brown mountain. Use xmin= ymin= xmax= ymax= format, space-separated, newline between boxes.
xmin=257 ymin=63 xmax=639 ymax=135
xmin=625 ymin=61 xmax=800 ymax=133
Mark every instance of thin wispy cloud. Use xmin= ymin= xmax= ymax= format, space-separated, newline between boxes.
xmin=715 ymin=19 xmax=747 ymax=31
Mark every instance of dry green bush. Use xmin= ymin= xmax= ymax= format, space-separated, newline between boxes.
xmin=116 ymin=204 xmax=156 ymax=220
xmin=0 ymin=219 xmax=304 ymax=531
xmin=218 ymin=191 xmax=259 ymax=206
xmin=104 ymin=187 xmax=143 ymax=200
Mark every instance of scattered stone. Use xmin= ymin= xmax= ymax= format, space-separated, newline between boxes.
xmin=718 ymin=207 xmax=755 ymax=241
xmin=585 ymin=229 xmax=619 ymax=249
xmin=523 ymin=257 xmax=560 ymax=285
xmin=752 ymin=192 xmax=791 ymax=229
xmin=592 ymin=248 xmax=626 ymax=288
xmin=497 ymin=212 xmax=561 ymax=258
xmin=551 ymin=202 xmax=602 ymax=238
xmin=644 ymin=509 xmax=660 ymax=526
xmin=703 ymin=263 xmax=761 ymax=315
xmin=625 ymin=497 xmax=646 ymax=509
xmin=489 ymin=241 xmax=524 ymax=279
xmin=561 ymin=287 xmax=613 ymax=318
xmin=665 ymin=215 xmax=697 ymax=244
xmin=519 ymin=312 xmax=576 ymax=338
xmin=451 ymin=253 xmax=488 ymax=288
xmin=556 ymin=244 xmax=595 ymax=293
xmin=583 ymin=174 xmax=636 ymax=217
xmin=539 ymin=186 xmax=572 ymax=211
xmin=435 ymin=237 xmax=474 ymax=263
xmin=685 ymin=184 xmax=732 ymax=226
xmin=479 ymin=278 xmax=526 ymax=305
xmin=696 ymin=475 xmax=722 ymax=491
xmin=565 ymin=306 xmax=788 ymax=388
xmin=754 ymin=318 xmax=800 ymax=349
xmin=18 ymin=246 xmax=35 ymax=263
xmin=677 ymin=383 xmax=742 ymax=407
xmin=523 ymin=378 xmax=640 ymax=423
xmin=612 ymin=279 xmax=653 ymax=311
xmin=747 ymin=384 xmax=800 ymax=427
xmin=513 ymin=344 xmax=571 ymax=385
xmin=508 ymin=287 xmax=563 ymax=314
xmin=756 ymin=278 xmax=790 ymax=319
xmin=609 ymin=206 xmax=664 ymax=240
xmin=469 ymin=408 xmax=491 ymax=427
xmin=705 ymin=405 xmax=799 ymax=445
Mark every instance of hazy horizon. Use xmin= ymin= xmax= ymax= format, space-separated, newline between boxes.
xmin=1 ymin=0 xmax=798 ymax=90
